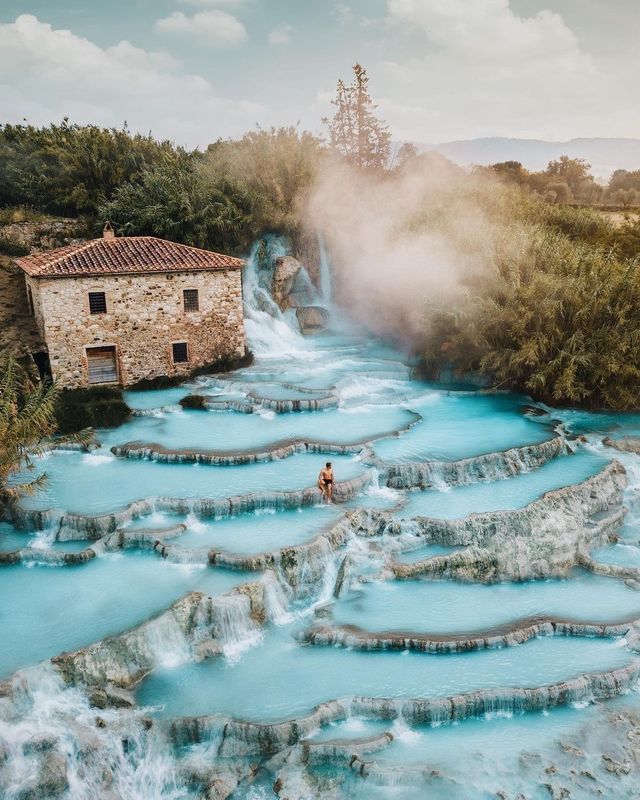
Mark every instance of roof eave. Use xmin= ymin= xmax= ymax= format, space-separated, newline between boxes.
xmin=14 ymin=262 xmax=245 ymax=280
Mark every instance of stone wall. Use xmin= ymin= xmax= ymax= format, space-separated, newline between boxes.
xmin=0 ymin=217 xmax=84 ymax=253
xmin=28 ymin=269 xmax=246 ymax=388
xmin=0 ymin=259 xmax=44 ymax=360
xmin=0 ymin=217 xmax=84 ymax=367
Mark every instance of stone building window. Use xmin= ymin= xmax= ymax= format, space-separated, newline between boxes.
xmin=172 ymin=342 xmax=189 ymax=363
xmin=26 ymin=285 xmax=34 ymax=315
xmin=183 ymin=289 xmax=199 ymax=313
xmin=88 ymin=291 xmax=107 ymax=315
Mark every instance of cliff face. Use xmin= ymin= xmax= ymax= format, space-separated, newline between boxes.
xmin=0 ymin=258 xmax=44 ymax=360
xmin=0 ymin=217 xmax=84 ymax=362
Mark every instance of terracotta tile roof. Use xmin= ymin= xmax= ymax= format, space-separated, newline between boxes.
xmin=16 ymin=236 xmax=245 ymax=278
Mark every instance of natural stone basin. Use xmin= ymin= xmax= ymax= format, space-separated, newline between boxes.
xmin=311 ymin=696 xmax=640 ymax=798
xmin=98 ymin=402 xmax=417 ymax=452
xmin=14 ymin=450 xmax=367 ymax=515
xmin=0 ymin=555 xmax=252 ymax=678
xmin=373 ymin=392 xmax=554 ymax=462
xmin=126 ymin=505 xmax=343 ymax=554
xmin=6 ymin=297 xmax=640 ymax=798
xmin=331 ymin=572 xmax=640 ymax=635
xmin=137 ymin=625 xmax=633 ymax=722
xmin=591 ymin=542 xmax=640 ymax=570
xmin=398 ymin=449 xmax=608 ymax=519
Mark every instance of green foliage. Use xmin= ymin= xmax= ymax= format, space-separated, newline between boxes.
xmin=204 ymin=127 xmax=325 ymax=242
xmin=0 ymin=359 xmax=90 ymax=501
xmin=482 ymin=156 xmax=603 ymax=205
xmin=100 ymin=150 xmax=255 ymax=254
xmin=323 ymin=63 xmax=391 ymax=170
xmin=55 ymin=387 xmax=131 ymax=434
xmin=189 ymin=349 xmax=254 ymax=377
xmin=0 ymin=120 xmax=176 ymax=216
xmin=1 ymin=120 xmax=324 ymax=256
xmin=127 ymin=350 xmax=254 ymax=392
xmin=424 ymin=223 xmax=640 ymax=410
xmin=606 ymin=169 xmax=640 ymax=204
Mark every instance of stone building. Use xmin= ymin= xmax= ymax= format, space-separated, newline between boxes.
xmin=15 ymin=226 xmax=246 ymax=388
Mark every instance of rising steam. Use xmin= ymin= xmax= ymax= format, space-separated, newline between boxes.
xmin=306 ymin=154 xmax=509 ymax=349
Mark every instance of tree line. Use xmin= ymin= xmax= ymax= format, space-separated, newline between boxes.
xmin=482 ymin=157 xmax=640 ymax=207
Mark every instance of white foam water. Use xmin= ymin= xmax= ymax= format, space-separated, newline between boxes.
xmin=0 ymin=666 xmax=186 ymax=800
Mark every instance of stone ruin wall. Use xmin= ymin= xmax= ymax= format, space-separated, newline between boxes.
xmin=28 ymin=269 xmax=246 ymax=388
xmin=0 ymin=259 xmax=44 ymax=360
xmin=0 ymin=218 xmax=83 ymax=364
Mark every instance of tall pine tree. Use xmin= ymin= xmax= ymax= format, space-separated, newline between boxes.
xmin=323 ymin=64 xmax=391 ymax=170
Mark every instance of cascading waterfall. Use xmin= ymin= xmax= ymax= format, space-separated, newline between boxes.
xmin=242 ymin=233 xmax=334 ymax=358
xmin=242 ymin=239 xmax=311 ymax=359
xmin=317 ymin=231 xmax=333 ymax=308
xmin=0 ymin=666 xmax=186 ymax=800
xmin=209 ymin=594 xmax=262 ymax=662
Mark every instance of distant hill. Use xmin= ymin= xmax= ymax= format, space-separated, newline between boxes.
xmin=417 ymin=138 xmax=640 ymax=179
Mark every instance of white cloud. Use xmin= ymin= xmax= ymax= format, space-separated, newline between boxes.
xmin=267 ymin=24 xmax=293 ymax=46
xmin=373 ymin=0 xmax=639 ymax=142
xmin=0 ymin=15 xmax=265 ymax=147
xmin=333 ymin=4 xmax=354 ymax=24
xmin=387 ymin=0 xmax=581 ymax=60
xmin=155 ymin=10 xmax=247 ymax=46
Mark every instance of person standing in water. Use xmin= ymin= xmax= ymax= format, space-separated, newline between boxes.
xmin=318 ymin=462 xmax=334 ymax=503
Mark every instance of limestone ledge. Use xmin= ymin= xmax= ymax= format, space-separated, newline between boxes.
xmin=110 ymin=439 xmax=373 ymax=466
xmin=302 ymin=615 xmax=640 ymax=654
xmin=167 ymin=662 xmax=640 ymax=757
xmin=351 ymin=460 xmax=629 ymax=583
xmin=603 ymin=435 xmax=640 ymax=455
xmin=3 ymin=462 xmax=626 ymax=590
xmin=379 ymin=435 xmax=569 ymax=490
xmin=46 ymin=580 xmax=276 ymax=691
xmin=110 ymin=408 xmax=422 ymax=465
xmin=6 ymin=473 xmax=373 ymax=537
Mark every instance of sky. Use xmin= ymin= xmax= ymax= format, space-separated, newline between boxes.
xmin=0 ymin=0 xmax=638 ymax=149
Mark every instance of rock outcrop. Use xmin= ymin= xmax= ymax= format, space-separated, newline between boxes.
xmin=380 ymin=435 xmax=569 ymax=490
xmin=351 ymin=460 xmax=628 ymax=583
xmin=296 ymin=306 xmax=331 ymax=335
xmin=272 ymin=256 xmax=305 ymax=310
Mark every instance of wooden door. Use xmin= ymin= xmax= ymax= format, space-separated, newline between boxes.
xmin=86 ymin=346 xmax=118 ymax=384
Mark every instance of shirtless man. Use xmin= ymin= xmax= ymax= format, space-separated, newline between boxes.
xmin=318 ymin=462 xmax=334 ymax=503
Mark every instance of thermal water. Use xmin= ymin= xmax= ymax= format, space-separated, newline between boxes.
xmin=136 ymin=626 xmax=633 ymax=722
xmin=332 ymin=572 xmax=640 ymax=634
xmin=4 ymin=247 xmax=640 ymax=798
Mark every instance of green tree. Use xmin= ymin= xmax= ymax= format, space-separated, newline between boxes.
xmin=0 ymin=120 xmax=177 ymax=216
xmin=0 ymin=359 xmax=88 ymax=504
xmin=488 ymin=161 xmax=530 ymax=186
xmin=607 ymin=169 xmax=640 ymax=201
xmin=100 ymin=151 xmax=256 ymax=254
xmin=323 ymin=63 xmax=391 ymax=169
xmin=423 ymin=226 xmax=640 ymax=409
xmin=204 ymin=126 xmax=324 ymax=241
xmin=544 ymin=156 xmax=597 ymax=202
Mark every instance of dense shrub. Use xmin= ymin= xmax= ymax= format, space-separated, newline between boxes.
xmin=179 ymin=395 xmax=208 ymax=410
xmin=128 ymin=351 xmax=254 ymax=393
xmin=190 ymin=350 xmax=254 ymax=377
xmin=423 ymin=229 xmax=640 ymax=409
xmin=55 ymin=387 xmax=131 ymax=434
